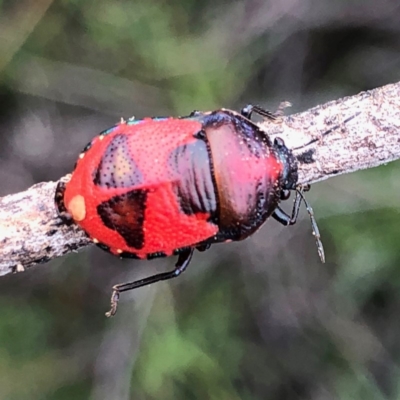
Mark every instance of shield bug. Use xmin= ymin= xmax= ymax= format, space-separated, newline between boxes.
xmin=55 ymin=105 xmax=324 ymax=316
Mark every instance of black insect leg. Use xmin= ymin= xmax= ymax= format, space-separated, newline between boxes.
xmin=272 ymin=189 xmax=325 ymax=263
xmin=272 ymin=189 xmax=303 ymax=226
xmin=196 ymin=243 xmax=211 ymax=252
xmin=105 ymin=247 xmax=195 ymax=317
xmin=240 ymin=105 xmax=277 ymax=121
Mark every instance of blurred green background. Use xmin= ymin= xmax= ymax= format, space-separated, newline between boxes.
xmin=1 ymin=1 xmax=400 ymax=399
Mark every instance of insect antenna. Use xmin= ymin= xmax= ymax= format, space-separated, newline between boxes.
xmin=296 ymin=188 xmax=325 ymax=263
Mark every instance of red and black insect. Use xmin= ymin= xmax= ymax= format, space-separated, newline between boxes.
xmin=55 ymin=105 xmax=324 ymax=316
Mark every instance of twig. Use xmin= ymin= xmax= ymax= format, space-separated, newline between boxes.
xmin=1 ymin=81 xmax=399 ymax=276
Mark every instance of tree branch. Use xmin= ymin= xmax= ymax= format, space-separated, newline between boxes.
xmin=1 ymin=81 xmax=399 ymax=276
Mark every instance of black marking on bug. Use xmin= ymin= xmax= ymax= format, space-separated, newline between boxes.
xmin=147 ymin=251 xmax=168 ymax=260
xmin=173 ymin=246 xmax=192 ymax=256
xmin=273 ymin=137 xmax=298 ymax=191
xmin=93 ymin=134 xmax=144 ymax=189
xmin=196 ymin=243 xmax=211 ymax=252
xmin=297 ymin=149 xmax=315 ymax=164
xmin=118 ymin=251 xmax=140 ymax=259
xmin=169 ymin=141 xmax=217 ymax=219
xmin=97 ymin=189 xmax=148 ymax=249
xmin=82 ymin=141 xmax=93 ymax=153
xmin=100 ymin=126 xmax=117 ymax=136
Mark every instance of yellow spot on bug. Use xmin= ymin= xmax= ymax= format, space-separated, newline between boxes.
xmin=67 ymin=195 xmax=86 ymax=222
xmin=120 ymin=117 xmax=126 ymax=124
xmin=92 ymin=238 xmax=99 ymax=243
xmin=99 ymin=135 xmax=104 ymax=140
xmin=116 ymin=249 xmax=123 ymax=254
xmin=79 ymin=153 xmax=85 ymax=159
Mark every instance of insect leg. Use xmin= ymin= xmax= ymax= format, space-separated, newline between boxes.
xmin=240 ymin=104 xmax=277 ymax=121
xmin=272 ymin=189 xmax=303 ymax=226
xmin=105 ymin=247 xmax=194 ymax=317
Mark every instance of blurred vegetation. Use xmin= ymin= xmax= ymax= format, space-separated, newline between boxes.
xmin=1 ymin=1 xmax=400 ymax=399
